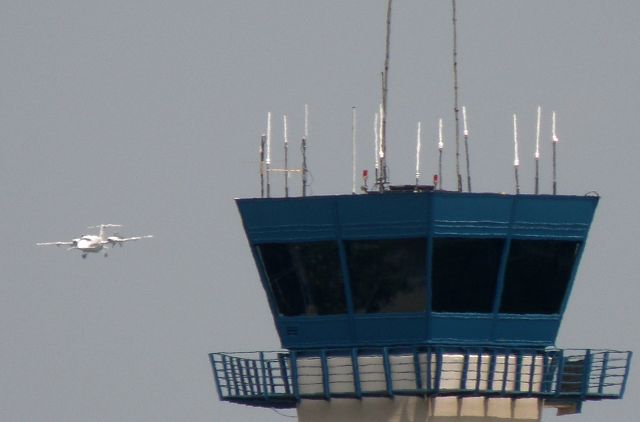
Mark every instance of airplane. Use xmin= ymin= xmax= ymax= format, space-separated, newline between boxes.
xmin=37 ymin=224 xmax=153 ymax=258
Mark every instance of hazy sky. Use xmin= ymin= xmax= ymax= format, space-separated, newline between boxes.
xmin=2 ymin=1 xmax=639 ymax=421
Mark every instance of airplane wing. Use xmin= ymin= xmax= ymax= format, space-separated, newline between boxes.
xmin=106 ymin=235 xmax=153 ymax=245
xmin=36 ymin=241 xmax=75 ymax=246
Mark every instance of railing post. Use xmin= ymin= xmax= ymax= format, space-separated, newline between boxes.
xmin=475 ymin=348 xmax=483 ymax=393
xmin=528 ymin=350 xmax=537 ymax=394
xmin=291 ymin=351 xmax=300 ymax=401
xmin=352 ymin=348 xmax=362 ymax=399
xmin=598 ymin=351 xmax=609 ymax=396
xmin=460 ymin=349 xmax=469 ymax=391
xmin=620 ymin=351 xmax=633 ymax=398
xmin=209 ymin=353 xmax=224 ymax=400
xmin=426 ymin=347 xmax=433 ymax=393
xmin=413 ymin=347 xmax=423 ymax=391
xmin=238 ymin=359 xmax=249 ymax=396
xmin=501 ymin=349 xmax=510 ymax=394
xmin=278 ymin=353 xmax=291 ymax=395
xmin=515 ymin=351 xmax=523 ymax=393
xmin=487 ymin=349 xmax=496 ymax=392
xmin=259 ymin=352 xmax=268 ymax=399
xmin=383 ymin=347 xmax=394 ymax=397
xmin=321 ymin=349 xmax=331 ymax=400
xmin=555 ymin=352 xmax=565 ymax=397
xmin=434 ymin=347 xmax=443 ymax=393
xmin=581 ymin=349 xmax=593 ymax=400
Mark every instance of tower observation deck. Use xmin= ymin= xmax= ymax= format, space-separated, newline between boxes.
xmin=209 ymin=190 xmax=631 ymax=421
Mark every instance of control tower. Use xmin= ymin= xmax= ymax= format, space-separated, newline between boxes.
xmin=209 ymin=190 xmax=631 ymax=421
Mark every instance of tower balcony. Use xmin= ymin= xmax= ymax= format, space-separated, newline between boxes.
xmin=209 ymin=346 xmax=631 ymax=414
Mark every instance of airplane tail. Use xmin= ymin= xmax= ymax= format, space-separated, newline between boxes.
xmin=89 ymin=224 xmax=122 ymax=241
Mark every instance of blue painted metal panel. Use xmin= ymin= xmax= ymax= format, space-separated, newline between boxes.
xmin=353 ymin=314 xmax=425 ymax=345
xmin=337 ymin=193 xmax=430 ymax=239
xmin=278 ymin=316 xmax=352 ymax=348
xmin=431 ymin=193 xmax=511 ymax=237
xmin=430 ymin=313 xmax=493 ymax=344
xmin=493 ymin=316 xmax=562 ymax=345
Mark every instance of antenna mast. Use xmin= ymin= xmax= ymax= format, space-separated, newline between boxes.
xmin=552 ymin=111 xmax=558 ymax=195
xmin=438 ymin=118 xmax=444 ymax=190
xmin=302 ymin=104 xmax=309 ymax=197
xmin=415 ymin=121 xmax=422 ymax=190
xmin=452 ymin=0 xmax=462 ymax=192
xmin=266 ymin=112 xmax=272 ymax=198
xmin=352 ymin=107 xmax=357 ymax=194
xmin=462 ymin=106 xmax=471 ymax=192
xmin=283 ymin=115 xmax=289 ymax=198
xmin=259 ymin=135 xmax=266 ymax=198
xmin=513 ymin=114 xmax=520 ymax=194
xmin=379 ymin=0 xmax=392 ymax=192
xmin=535 ymin=106 xmax=541 ymax=194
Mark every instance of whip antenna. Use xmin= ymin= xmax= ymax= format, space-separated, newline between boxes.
xmin=535 ymin=106 xmax=541 ymax=194
xmin=352 ymin=107 xmax=357 ymax=194
xmin=415 ymin=121 xmax=422 ymax=190
xmin=259 ymin=135 xmax=266 ymax=198
xmin=552 ymin=111 xmax=559 ymax=195
xmin=438 ymin=118 xmax=444 ymax=190
xmin=266 ymin=112 xmax=272 ymax=198
xmin=374 ymin=112 xmax=380 ymax=182
xmin=302 ymin=105 xmax=309 ymax=197
xmin=462 ymin=105 xmax=471 ymax=192
xmin=283 ymin=115 xmax=289 ymax=198
xmin=452 ymin=0 xmax=462 ymax=192
xmin=513 ymin=113 xmax=520 ymax=194
xmin=378 ymin=0 xmax=393 ymax=192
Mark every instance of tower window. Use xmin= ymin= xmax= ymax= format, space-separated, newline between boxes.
xmin=258 ymin=242 xmax=347 ymax=316
xmin=500 ymin=239 xmax=580 ymax=314
xmin=345 ymin=238 xmax=427 ymax=313
xmin=431 ymin=238 xmax=504 ymax=313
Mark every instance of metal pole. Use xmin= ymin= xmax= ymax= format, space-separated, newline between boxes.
xmin=513 ymin=113 xmax=520 ymax=194
xmin=438 ymin=118 xmax=444 ymax=190
xmin=380 ymin=0 xmax=393 ymax=191
xmin=301 ymin=138 xmax=307 ymax=197
xmin=266 ymin=112 xmax=271 ymax=198
xmin=283 ymin=115 xmax=289 ymax=198
xmin=415 ymin=121 xmax=422 ymax=190
xmin=352 ymin=107 xmax=357 ymax=194
xmin=552 ymin=111 xmax=558 ymax=195
xmin=535 ymin=106 xmax=541 ymax=194
xmin=462 ymin=106 xmax=471 ymax=192
xmin=259 ymin=135 xmax=265 ymax=198
xmin=452 ymin=0 xmax=462 ymax=192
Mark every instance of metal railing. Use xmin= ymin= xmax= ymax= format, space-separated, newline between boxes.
xmin=209 ymin=347 xmax=631 ymax=409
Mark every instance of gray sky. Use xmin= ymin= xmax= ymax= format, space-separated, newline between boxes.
xmin=2 ymin=1 xmax=638 ymax=421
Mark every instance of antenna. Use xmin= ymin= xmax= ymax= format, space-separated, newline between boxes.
xmin=415 ymin=121 xmax=422 ymax=190
xmin=302 ymin=104 xmax=309 ymax=197
xmin=535 ymin=106 xmax=541 ymax=194
xmin=438 ymin=118 xmax=444 ymax=190
xmin=352 ymin=107 xmax=357 ymax=194
xmin=283 ymin=115 xmax=289 ymax=198
xmin=462 ymin=105 xmax=471 ymax=192
xmin=513 ymin=113 xmax=520 ymax=194
xmin=259 ymin=135 xmax=266 ymax=198
xmin=451 ymin=0 xmax=462 ymax=192
xmin=379 ymin=0 xmax=393 ymax=192
xmin=266 ymin=112 xmax=272 ymax=198
xmin=552 ymin=111 xmax=559 ymax=195
xmin=374 ymin=112 xmax=380 ymax=182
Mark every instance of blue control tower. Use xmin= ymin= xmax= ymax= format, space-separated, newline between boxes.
xmin=209 ymin=190 xmax=631 ymax=421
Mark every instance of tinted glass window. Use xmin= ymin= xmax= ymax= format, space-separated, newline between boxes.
xmin=432 ymin=238 xmax=504 ymax=313
xmin=258 ymin=242 xmax=347 ymax=317
xmin=500 ymin=240 xmax=580 ymax=314
xmin=346 ymin=238 xmax=426 ymax=313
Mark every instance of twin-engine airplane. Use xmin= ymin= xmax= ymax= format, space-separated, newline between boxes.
xmin=37 ymin=224 xmax=153 ymax=258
